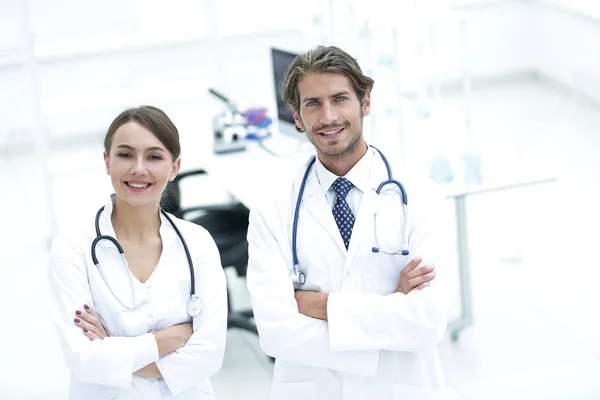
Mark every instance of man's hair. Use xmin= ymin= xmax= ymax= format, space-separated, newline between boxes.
xmin=281 ymin=46 xmax=374 ymax=131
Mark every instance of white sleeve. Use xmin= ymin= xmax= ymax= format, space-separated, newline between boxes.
xmin=48 ymin=233 xmax=160 ymax=388
xmin=156 ymin=229 xmax=227 ymax=397
xmin=327 ymin=185 xmax=450 ymax=352
xmin=246 ymin=204 xmax=380 ymax=377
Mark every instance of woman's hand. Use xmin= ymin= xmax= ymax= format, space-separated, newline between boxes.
xmin=74 ymin=304 xmax=108 ymax=341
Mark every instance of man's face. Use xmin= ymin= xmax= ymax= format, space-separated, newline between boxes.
xmin=292 ymin=72 xmax=370 ymax=160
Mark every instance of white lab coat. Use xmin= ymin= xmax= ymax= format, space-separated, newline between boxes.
xmin=48 ymin=195 xmax=227 ymax=400
xmin=247 ymin=148 xmax=453 ymax=400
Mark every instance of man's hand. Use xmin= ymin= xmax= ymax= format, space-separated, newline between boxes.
xmin=396 ymin=257 xmax=436 ymax=294
xmin=294 ymin=291 xmax=329 ymax=320
xmin=74 ymin=304 xmax=108 ymax=341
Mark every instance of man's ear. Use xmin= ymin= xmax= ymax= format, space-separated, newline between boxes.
xmin=362 ymin=91 xmax=371 ymax=117
xmin=290 ymin=106 xmax=305 ymax=132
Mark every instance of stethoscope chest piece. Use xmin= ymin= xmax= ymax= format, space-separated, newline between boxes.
xmin=290 ymin=270 xmax=306 ymax=286
xmin=187 ymin=295 xmax=203 ymax=317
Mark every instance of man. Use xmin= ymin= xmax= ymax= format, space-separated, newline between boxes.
xmin=246 ymin=45 xmax=451 ymax=400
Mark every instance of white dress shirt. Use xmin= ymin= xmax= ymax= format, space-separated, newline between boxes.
xmin=48 ymin=194 xmax=227 ymax=400
xmin=314 ymin=146 xmax=375 ymax=215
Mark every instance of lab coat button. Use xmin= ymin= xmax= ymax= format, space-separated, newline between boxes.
xmin=148 ymin=313 xmax=153 ymax=318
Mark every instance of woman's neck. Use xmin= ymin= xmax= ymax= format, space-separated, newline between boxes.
xmin=111 ymin=197 xmax=161 ymax=242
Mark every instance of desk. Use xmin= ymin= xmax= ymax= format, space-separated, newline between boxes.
xmin=195 ymin=137 xmax=557 ymax=342
xmin=204 ymin=138 xmax=314 ymax=209
xmin=444 ymin=175 xmax=557 ymax=341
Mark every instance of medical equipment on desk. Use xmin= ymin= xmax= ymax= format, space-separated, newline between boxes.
xmin=290 ymin=145 xmax=409 ymax=286
xmin=244 ymin=107 xmax=272 ymax=141
xmin=91 ymin=206 xmax=203 ymax=318
xmin=209 ymin=88 xmax=248 ymax=154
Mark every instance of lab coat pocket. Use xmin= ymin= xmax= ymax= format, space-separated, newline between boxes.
xmin=392 ymin=383 xmax=449 ymax=400
xmin=270 ymin=381 xmax=317 ymax=400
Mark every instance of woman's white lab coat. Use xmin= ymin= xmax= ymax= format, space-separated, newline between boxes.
xmin=48 ymin=195 xmax=227 ymax=400
xmin=247 ymin=148 xmax=454 ymax=400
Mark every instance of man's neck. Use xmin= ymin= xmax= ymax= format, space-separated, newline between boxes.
xmin=318 ymin=140 xmax=368 ymax=176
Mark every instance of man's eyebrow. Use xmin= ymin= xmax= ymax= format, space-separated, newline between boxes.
xmin=301 ymin=91 xmax=351 ymax=104
xmin=301 ymin=95 xmax=321 ymax=104
xmin=331 ymin=91 xmax=351 ymax=98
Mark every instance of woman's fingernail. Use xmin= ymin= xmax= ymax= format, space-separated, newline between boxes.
xmin=75 ymin=310 xmax=82 ymax=315
xmin=74 ymin=318 xmax=80 ymax=323
xmin=83 ymin=329 xmax=88 ymax=333
xmin=83 ymin=304 xmax=90 ymax=310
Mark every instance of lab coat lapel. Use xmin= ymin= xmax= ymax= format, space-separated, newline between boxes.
xmin=346 ymin=152 xmax=388 ymax=265
xmin=301 ymin=170 xmax=347 ymax=256
xmin=346 ymin=187 xmax=377 ymax=264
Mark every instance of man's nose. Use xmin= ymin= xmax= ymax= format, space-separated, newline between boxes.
xmin=319 ymin=102 xmax=340 ymax=125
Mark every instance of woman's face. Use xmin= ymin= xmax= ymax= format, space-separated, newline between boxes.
xmin=104 ymin=122 xmax=180 ymax=208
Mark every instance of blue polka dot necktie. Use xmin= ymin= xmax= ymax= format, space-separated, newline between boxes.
xmin=331 ymin=178 xmax=355 ymax=250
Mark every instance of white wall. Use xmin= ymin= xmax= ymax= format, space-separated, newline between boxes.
xmin=441 ymin=0 xmax=600 ymax=104
xmin=535 ymin=2 xmax=600 ymax=102
xmin=2 ymin=0 xmax=600 ymax=157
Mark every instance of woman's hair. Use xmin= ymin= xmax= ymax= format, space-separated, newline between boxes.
xmin=281 ymin=45 xmax=375 ymax=131
xmin=104 ymin=105 xmax=181 ymax=161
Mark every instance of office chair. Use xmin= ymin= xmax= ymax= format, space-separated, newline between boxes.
xmin=162 ymin=169 xmax=257 ymax=335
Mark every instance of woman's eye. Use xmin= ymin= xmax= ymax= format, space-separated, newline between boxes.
xmin=149 ymin=155 xmax=163 ymax=160
xmin=118 ymin=153 xmax=132 ymax=158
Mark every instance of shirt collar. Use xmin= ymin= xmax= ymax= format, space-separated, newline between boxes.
xmin=314 ymin=145 xmax=374 ymax=194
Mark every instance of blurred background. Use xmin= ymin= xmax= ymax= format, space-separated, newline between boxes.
xmin=1 ymin=0 xmax=599 ymax=398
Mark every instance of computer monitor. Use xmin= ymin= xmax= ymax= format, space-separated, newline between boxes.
xmin=271 ymin=47 xmax=305 ymax=140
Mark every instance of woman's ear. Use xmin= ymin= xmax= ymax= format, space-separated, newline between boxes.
xmin=103 ymin=152 xmax=110 ymax=175
xmin=169 ymin=157 xmax=181 ymax=181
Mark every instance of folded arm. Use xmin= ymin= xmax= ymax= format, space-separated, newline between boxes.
xmin=326 ymin=189 xmax=450 ymax=352
xmin=48 ymin=234 xmax=160 ymax=388
xmin=73 ymin=305 xmax=190 ymax=379
xmin=154 ymin=229 xmax=228 ymax=396
xmin=246 ymin=206 xmax=381 ymax=377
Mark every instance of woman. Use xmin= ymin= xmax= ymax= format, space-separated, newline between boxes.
xmin=48 ymin=106 xmax=228 ymax=399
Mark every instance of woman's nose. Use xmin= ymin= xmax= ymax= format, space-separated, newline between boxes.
xmin=130 ymin=158 xmax=147 ymax=175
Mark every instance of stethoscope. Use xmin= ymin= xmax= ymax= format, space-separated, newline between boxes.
xmin=290 ymin=145 xmax=409 ymax=286
xmin=91 ymin=206 xmax=203 ymax=318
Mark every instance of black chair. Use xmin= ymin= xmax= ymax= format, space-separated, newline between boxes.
xmin=162 ymin=169 xmax=257 ymax=335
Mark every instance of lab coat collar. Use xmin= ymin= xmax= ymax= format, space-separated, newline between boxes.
xmin=300 ymin=147 xmax=376 ymax=257
xmin=300 ymin=166 xmax=348 ymax=255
